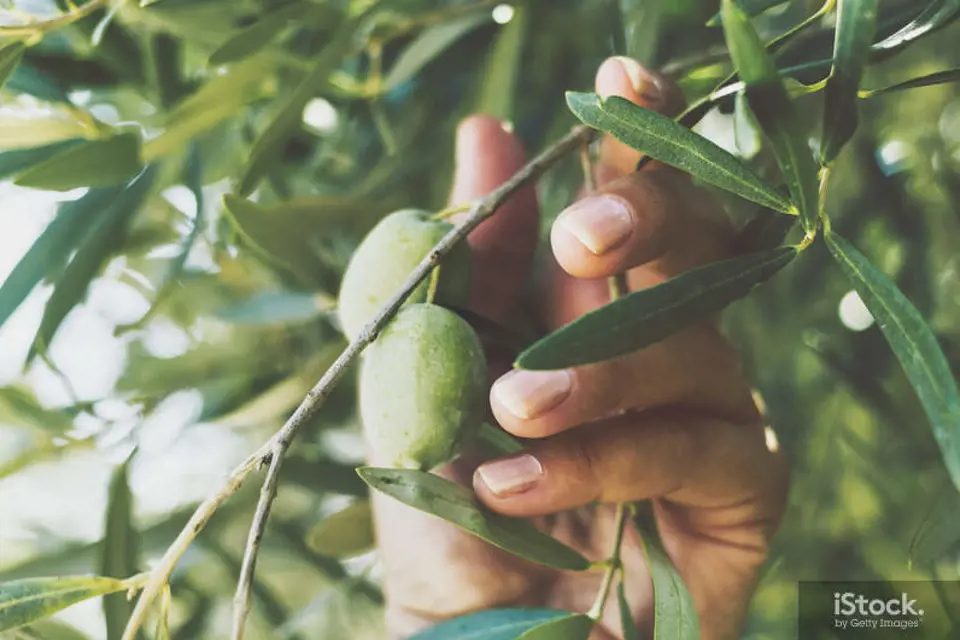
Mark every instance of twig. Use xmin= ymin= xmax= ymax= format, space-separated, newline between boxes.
xmin=0 ymin=0 xmax=112 ymax=37
xmin=587 ymin=502 xmax=629 ymax=620
xmin=231 ymin=449 xmax=285 ymax=640
xmin=121 ymin=124 xmax=594 ymax=640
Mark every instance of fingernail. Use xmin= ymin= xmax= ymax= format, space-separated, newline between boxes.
xmin=613 ymin=56 xmax=664 ymax=107
xmin=557 ymin=196 xmax=634 ymax=255
xmin=477 ymin=454 xmax=543 ymax=497
xmin=492 ymin=369 xmax=573 ymax=419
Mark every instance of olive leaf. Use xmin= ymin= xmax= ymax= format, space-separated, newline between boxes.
xmin=154 ymin=586 xmax=171 ymax=640
xmin=516 ymin=247 xmax=798 ymax=371
xmin=0 ymin=184 xmax=127 ymax=333
xmin=142 ymin=57 xmax=274 ymax=162
xmin=308 ymin=500 xmax=375 ymax=559
xmin=566 ymin=92 xmax=794 ymax=215
xmin=208 ymin=0 xmax=316 ymax=66
xmin=733 ymin=209 xmax=797 ymax=254
xmin=0 ymin=41 xmax=26 ymax=90
xmin=5 ymin=59 xmax=70 ymax=103
xmin=357 ymin=467 xmax=591 ymax=571
xmin=0 ymin=576 xmax=129 ymax=631
xmin=908 ymin=478 xmax=960 ymax=568
xmin=214 ymin=292 xmax=326 ymax=326
xmin=222 ymin=194 xmax=330 ymax=289
xmin=706 ymin=0 xmax=789 ymax=26
xmin=516 ymin=613 xmax=593 ymax=639
xmin=619 ymin=0 xmax=663 ymax=65
xmin=101 ymin=460 xmax=139 ymax=640
xmin=872 ymin=0 xmax=960 ymax=56
xmin=474 ymin=6 xmax=526 ymax=120
xmin=826 ymin=232 xmax=960 ymax=492
xmin=385 ymin=12 xmax=490 ymax=91
xmin=720 ymin=0 xmax=819 ymax=233
xmin=618 ymin=580 xmax=640 ymax=640
xmin=634 ymin=504 xmax=700 ymax=639
xmin=643 ymin=539 xmax=699 ymax=639
xmin=238 ymin=12 xmax=368 ymax=196
xmin=476 ymin=421 xmax=526 ymax=458
xmin=821 ymin=0 xmax=880 ymax=164
xmin=860 ymin=68 xmax=960 ymax=98
xmin=410 ymin=608 xmax=571 ymax=639
xmin=14 ymin=132 xmax=143 ymax=191
xmin=116 ymin=144 xmax=205 ymax=334
xmin=28 ymin=167 xmax=157 ymax=362
xmin=0 ymin=139 xmax=86 ymax=181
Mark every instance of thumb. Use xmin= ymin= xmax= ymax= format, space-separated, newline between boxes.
xmin=449 ymin=115 xmax=539 ymax=323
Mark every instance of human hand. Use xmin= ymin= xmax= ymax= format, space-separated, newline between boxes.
xmin=369 ymin=56 xmax=789 ymax=640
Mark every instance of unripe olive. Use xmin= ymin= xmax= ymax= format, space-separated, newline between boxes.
xmin=337 ymin=209 xmax=471 ymax=341
xmin=360 ymin=303 xmax=487 ymax=470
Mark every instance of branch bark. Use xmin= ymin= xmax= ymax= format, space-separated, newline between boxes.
xmin=121 ymin=123 xmax=594 ymax=640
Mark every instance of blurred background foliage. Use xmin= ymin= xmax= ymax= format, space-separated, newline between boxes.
xmin=0 ymin=0 xmax=958 ymax=637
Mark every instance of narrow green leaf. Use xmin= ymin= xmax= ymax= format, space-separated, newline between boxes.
xmin=641 ymin=537 xmax=700 ymax=639
xmin=826 ymin=232 xmax=960 ymax=492
xmin=154 ymin=586 xmax=171 ymax=640
xmin=411 ymin=608 xmax=570 ymax=640
xmin=821 ymin=0 xmax=880 ymax=163
xmin=0 ymin=41 xmax=26 ymax=91
xmin=208 ymin=1 xmax=313 ymax=65
xmin=0 ymin=386 xmax=75 ymax=435
xmin=0 ymin=139 xmax=86 ymax=181
xmin=721 ymin=0 xmax=820 ymax=233
xmin=618 ymin=579 xmax=640 ymax=640
xmin=476 ymin=421 xmax=526 ymax=457
xmin=566 ymin=92 xmax=793 ymax=214
xmin=142 ymin=57 xmax=273 ymax=162
xmin=101 ymin=461 xmax=139 ymax=640
xmin=733 ymin=209 xmax=797 ymax=254
xmin=214 ymin=291 xmax=325 ymax=326
xmin=516 ymin=247 xmax=797 ymax=370
xmin=222 ymin=194 xmax=328 ymax=288
xmin=909 ymin=479 xmax=960 ymax=568
xmin=308 ymin=500 xmax=374 ymax=559
xmin=29 ymin=168 xmax=156 ymax=361
xmin=517 ymin=613 xmax=593 ymax=639
xmin=0 ymin=576 xmax=128 ymax=631
xmin=238 ymin=12 xmax=367 ymax=196
xmin=619 ymin=0 xmax=663 ymax=65
xmin=706 ymin=0 xmax=789 ymax=27
xmin=0 ymin=186 xmax=121 ymax=332
xmin=357 ymin=467 xmax=590 ymax=571
xmin=14 ymin=133 xmax=143 ymax=191
xmin=474 ymin=6 xmax=526 ymax=121
xmin=384 ymin=13 xmax=490 ymax=91
xmin=5 ymin=60 xmax=70 ymax=103
xmin=872 ymin=0 xmax=960 ymax=55
xmin=860 ymin=68 xmax=960 ymax=98
xmin=116 ymin=145 xmax=205 ymax=334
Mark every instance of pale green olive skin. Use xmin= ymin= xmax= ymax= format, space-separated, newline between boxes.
xmin=359 ymin=303 xmax=487 ymax=470
xmin=337 ymin=209 xmax=471 ymax=341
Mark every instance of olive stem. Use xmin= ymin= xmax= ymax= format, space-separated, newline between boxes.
xmin=587 ymin=502 xmax=629 ymax=620
xmin=120 ymin=124 xmax=595 ymax=640
xmin=426 ymin=265 xmax=442 ymax=304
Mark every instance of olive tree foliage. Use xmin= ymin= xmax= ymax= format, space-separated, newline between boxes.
xmin=0 ymin=0 xmax=959 ymax=638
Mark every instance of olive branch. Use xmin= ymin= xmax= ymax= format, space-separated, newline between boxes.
xmin=119 ymin=124 xmax=595 ymax=640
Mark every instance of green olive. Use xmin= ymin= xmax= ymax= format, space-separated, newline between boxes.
xmin=360 ymin=303 xmax=487 ymax=470
xmin=337 ymin=209 xmax=471 ymax=341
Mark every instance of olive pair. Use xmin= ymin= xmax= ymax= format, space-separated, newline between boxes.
xmin=339 ymin=210 xmax=487 ymax=470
